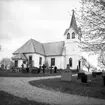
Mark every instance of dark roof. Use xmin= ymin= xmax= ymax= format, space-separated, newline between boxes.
xmin=70 ymin=10 xmax=78 ymax=33
xmin=13 ymin=39 xmax=45 ymax=55
xmin=64 ymin=10 xmax=79 ymax=35
xmin=43 ymin=41 xmax=64 ymax=56
xmin=12 ymin=53 xmax=27 ymax=60
xmin=13 ymin=39 xmax=65 ymax=56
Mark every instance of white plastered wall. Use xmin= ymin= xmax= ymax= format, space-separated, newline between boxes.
xmin=15 ymin=60 xmax=22 ymax=68
xmin=46 ymin=56 xmax=65 ymax=69
xmin=65 ymin=42 xmax=81 ymax=55
xmin=64 ymin=28 xmax=80 ymax=43
xmin=63 ymin=28 xmax=82 ymax=70
xmin=25 ymin=53 xmax=45 ymax=68
xmin=65 ymin=55 xmax=81 ymax=69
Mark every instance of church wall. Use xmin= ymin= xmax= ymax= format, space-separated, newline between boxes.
xmin=64 ymin=28 xmax=79 ymax=42
xmin=65 ymin=55 xmax=81 ymax=69
xmin=65 ymin=42 xmax=81 ymax=56
xmin=64 ymin=36 xmax=82 ymax=70
xmin=17 ymin=60 xmax=23 ymax=68
xmin=25 ymin=53 xmax=45 ymax=68
xmin=13 ymin=59 xmax=22 ymax=68
xmin=46 ymin=56 xmax=65 ymax=69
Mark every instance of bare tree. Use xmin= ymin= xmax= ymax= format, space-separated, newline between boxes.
xmin=98 ymin=51 xmax=105 ymax=68
xmin=75 ymin=0 xmax=105 ymax=68
xmin=0 ymin=58 xmax=12 ymax=69
xmin=77 ymin=0 xmax=105 ymax=42
xmin=82 ymin=57 xmax=92 ymax=72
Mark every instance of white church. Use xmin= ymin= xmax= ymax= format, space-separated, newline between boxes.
xmin=12 ymin=11 xmax=85 ymax=70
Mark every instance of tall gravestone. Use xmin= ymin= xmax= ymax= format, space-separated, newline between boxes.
xmin=61 ymin=64 xmax=72 ymax=81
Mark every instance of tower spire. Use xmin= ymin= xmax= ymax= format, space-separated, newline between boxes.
xmin=64 ymin=10 xmax=79 ymax=35
xmin=69 ymin=9 xmax=78 ymax=33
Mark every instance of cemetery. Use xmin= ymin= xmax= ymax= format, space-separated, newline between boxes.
xmin=1 ymin=0 xmax=105 ymax=105
xmin=0 ymin=66 xmax=61 ymax=77
xmin=29 ymin=65 xmax=105 ymax=99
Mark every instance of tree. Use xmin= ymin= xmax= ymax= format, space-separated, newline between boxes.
xmin=75 ymin=0 xmax=105 ymax=67
xmin=78 ymin=0 xmax=105 ymax=42
xmin=0 ymin=58 xmax=13 ymax=69
xmin=82 ymin=57 xmax=92 ymax=72
xmin=10 ymin=60 xmax=14 ymax=69
xmin=75 ymin=0 xmax=105 ymax=49
xmin=98 ymin=51 xmax=105 ymax=68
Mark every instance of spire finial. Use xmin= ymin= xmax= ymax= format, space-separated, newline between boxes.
xmin=72 ymin=9 xmax=74 ymax=12
xmin=68 ymin=9 xmax=75 ymax=16
xmin=72 ymin=9 xmax=75 ymax=14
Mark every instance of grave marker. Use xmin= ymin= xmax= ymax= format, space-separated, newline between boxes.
xmin=61 ymin=64 xmax=72 ymax=81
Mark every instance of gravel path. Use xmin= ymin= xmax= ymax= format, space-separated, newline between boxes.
xmin=0 ymin=76 xmax=105 ymax=105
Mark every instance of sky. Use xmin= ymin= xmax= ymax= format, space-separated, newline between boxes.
xmin=0 ymin=0 xmax=81 ymax=60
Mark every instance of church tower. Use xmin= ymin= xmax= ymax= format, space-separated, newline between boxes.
xmin=64 ymin=10 xmax=82 ymax=70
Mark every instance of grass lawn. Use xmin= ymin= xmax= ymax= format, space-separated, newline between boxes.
xmin=0 ymin=91 xmax=49 ymax=105
xmin=29 ymin=74 xmax=105 ymax=99
xmin=0 ymin=69 xmax=61 ymax=77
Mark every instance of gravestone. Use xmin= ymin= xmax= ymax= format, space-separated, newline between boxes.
xmin=102 ymin=70 xmax=105 ymax=76
xmin=102 ymin=70 xmax=105 ymax=86
xmin=61 ymin=64 xmax=72 ymax=81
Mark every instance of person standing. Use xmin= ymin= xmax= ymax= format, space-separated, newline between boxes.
xmin=54 ymin=66 xmax=57 ymax=73
xmin=21 ymin=63 xmax=24 ymax=72
xmin=42 ymin=64 xmax=46 ymax=73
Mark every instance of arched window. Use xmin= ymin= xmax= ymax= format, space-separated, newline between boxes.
xmin=67 ymin=33 xmax=70 ymax=39
xmin=72 ymin=32 xmax=75 ymax=39
xmin=69 ymin=58 xmax=72 ymax=67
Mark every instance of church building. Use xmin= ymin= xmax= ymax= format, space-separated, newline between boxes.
xmin=12 ymin=10 xmax=83 ymax=70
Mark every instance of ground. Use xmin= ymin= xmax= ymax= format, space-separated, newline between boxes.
xmin=0 ymin=75 xmax=105 ymax=105
xmin=29 ymin=74 xmax=105 ymax=99
xmin=0 ymin=69 xmax=61 ymax=77
xmin=0 ymin=91 xmax=50 ymax=105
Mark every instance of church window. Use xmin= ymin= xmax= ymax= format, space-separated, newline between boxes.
xmin=23 ymin=61 xmax=26 ymax=64
xmin=15 ymin=60 xmax=18 ymax=67
xmin=51 ymin=58 xmax=55 ymax=66
xmin=29 ymin=56 xmax=32 ymax=65
xmin=67 ymin=33 xmax=70 ymax=39
xmin=72 ymin=32 xmax=75 ymax=39
xmin=39 ymin=57 xmax=42 ymax=65
xmin=69 ymin=58 xmax=72 ymax=67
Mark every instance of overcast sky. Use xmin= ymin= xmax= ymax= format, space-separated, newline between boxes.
xmin=0 ymin=0 xmax=81 ymax=60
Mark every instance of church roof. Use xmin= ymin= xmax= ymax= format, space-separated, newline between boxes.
xmin=12 ymin=53 xmax=27 ymax=60
xmin=43 ymin=41 xmax=64 ymax=56
xmin=13 ymin=39 xmax=64 ymax=56
xmin=13 ymin=39 xmax=45 ymax=55
xmin=70 ymin=10 xmax=78 ymax=33
xmin=13 ymin=10 xmax=79 ymax=57
xmin=64 ymin=10 xmax=79 ymax=35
